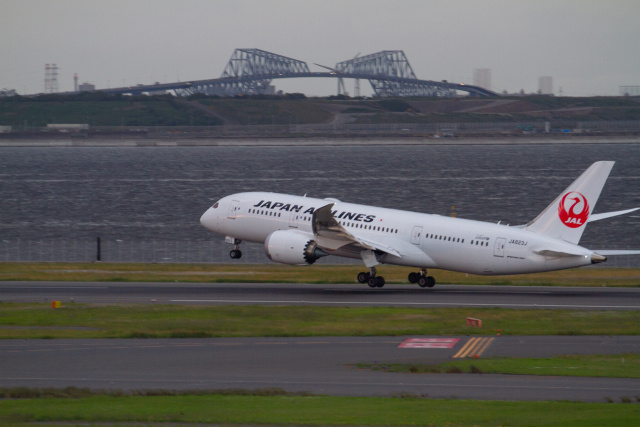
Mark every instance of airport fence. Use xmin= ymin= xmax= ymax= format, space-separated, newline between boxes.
xmin=0 ymin=238 xmax=358 ymax=265
xmin=0 ymin=238 xmax=638 ymax=267
xmin=4 ymin=120 xmax=640 ymax=138
xmin=88 ymin=120 xmax=640 ymax=136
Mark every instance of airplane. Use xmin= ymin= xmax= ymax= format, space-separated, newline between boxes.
xmin=200 ymin=161 xmax=640 ymax=288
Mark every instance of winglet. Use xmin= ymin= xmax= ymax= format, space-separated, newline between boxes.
xmin=312 ymin=203 xmax=340 ymax=236
xmin=312 ymin=203 xmax=401 ymax=257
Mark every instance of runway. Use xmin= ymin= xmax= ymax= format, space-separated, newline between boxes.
xmin=2 ymin=281 xmax=640 ymax=310
xmin=2 ymin=281 xmax=639 ymax=402
xmin=1 ymin=336 xmax=639 ymax=402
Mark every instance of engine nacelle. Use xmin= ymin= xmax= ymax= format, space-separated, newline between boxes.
xmin=264 ymin=230 xmax=328 ymax=265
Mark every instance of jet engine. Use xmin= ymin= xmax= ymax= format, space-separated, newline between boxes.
xmin=264 ymin=230 xmax=328 ymax=265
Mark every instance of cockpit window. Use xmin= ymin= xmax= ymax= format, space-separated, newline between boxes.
xmin=212 ymin=202 xmax=219 ymax=209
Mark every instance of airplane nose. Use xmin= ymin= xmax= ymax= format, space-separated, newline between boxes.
xmin=200 ymin=207 xmax=216 ymax=230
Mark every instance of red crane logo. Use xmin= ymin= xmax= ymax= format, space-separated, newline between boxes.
xmin=558 ymin=192 xmax=590 ymax=228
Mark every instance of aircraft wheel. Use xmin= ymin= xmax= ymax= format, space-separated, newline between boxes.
xmin=357 ymin=272 xmax=370 ymax=283
xmin=426 ymin=276 xmax=436 ymax=288
xmin=417 ymin=276 xmax=428 ymax=288
xmin=230 ymin=249 xmax=242 ymax=259
xmin=408 ymin=272 xmax=419 ymax=283
xmin=368 ymin=277 xmax=378 ymax=288
xmin=376 ymin=276 xmax=385 ymax=288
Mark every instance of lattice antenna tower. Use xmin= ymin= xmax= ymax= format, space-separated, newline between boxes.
xmin=45 ymin=64 xmax=59 ymax=93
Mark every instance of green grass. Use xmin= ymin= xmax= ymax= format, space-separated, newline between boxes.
xmin=4 ymin=93 xmax=640 ymax=130
xmin=199 ymin=97 xmax=333 ymax=125
xmin=1 ymin=261 xmax=639 ymax=425
xmin=0 ymin=303 xmax=639 ymax=339
xmin=359 ymin=354 xmax=640 ymax=378
xmin=1 ymin=262 xmax=639 ymax=287
xmin=0 ymin=92 xmax=333 ymax=127
xmin=0 ymin=94 xmax=218 ymax=126
xmin=1 ymin=392 xmax=640 ymax=426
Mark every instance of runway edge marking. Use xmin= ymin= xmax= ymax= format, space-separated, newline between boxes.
xmin=452 ymin=337 xmax=495 ymax=358
xmin=398 ymin=338 xmax=460 ymax=349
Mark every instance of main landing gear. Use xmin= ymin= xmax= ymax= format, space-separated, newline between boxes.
xmin=357 ymin=267 xmax=435 ymax=289
xmin=408 ymin=268 xmax=436 ymax=288
xmin=357 ymin=267 xmax=385 ymax=288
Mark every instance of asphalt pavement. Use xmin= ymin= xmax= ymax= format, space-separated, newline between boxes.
xmin=1 ymin=281 xmax=639 ymax=402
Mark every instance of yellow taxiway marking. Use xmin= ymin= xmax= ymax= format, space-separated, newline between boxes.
xmin=452 ymin=337 xmax=495 ymax=358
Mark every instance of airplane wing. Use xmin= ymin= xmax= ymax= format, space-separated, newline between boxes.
xmin=311 ymin=203 xmax=401 ymax=257
xmin=588 ymin=207 xmax=640 ymax=222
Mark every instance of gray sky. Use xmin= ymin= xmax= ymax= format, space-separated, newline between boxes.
xmin=2 ymin=0 xmax=639 ymax=96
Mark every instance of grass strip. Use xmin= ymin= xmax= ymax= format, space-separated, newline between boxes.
xmin=1 ymin=303 xmax=639 ymax=339
xmin=1 ymin=262 xmax=640 ymax=286
xmin=359 ymin=354 xmax=640 ymax=378
xmin=1 ymin=392 xmax=640 ymax=426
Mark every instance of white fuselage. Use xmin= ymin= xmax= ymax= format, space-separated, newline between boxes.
xmin=201 ymin=192 xmax=598 ymax=275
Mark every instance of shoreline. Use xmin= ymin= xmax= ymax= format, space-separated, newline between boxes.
xmin=2 ymin=135 xmax=640 ymax=147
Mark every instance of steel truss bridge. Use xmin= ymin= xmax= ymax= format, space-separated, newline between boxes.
xmin=104 ymin=49 xmax=496 ymax=98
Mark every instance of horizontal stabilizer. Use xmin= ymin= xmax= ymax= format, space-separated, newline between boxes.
xmin=588 ymin=207 xmax=640 ymax=222
xmin=594 ymin=249 xmax=640 ymax=255
xmin=533 ymin=249 xmax=585 ymax=258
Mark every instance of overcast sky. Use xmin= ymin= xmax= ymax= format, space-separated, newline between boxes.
xmin=2 ymin=0 xmax=639 ymax=96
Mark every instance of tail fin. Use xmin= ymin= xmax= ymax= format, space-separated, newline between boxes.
xmin=524 ymin=161 xmax=614 ymax=244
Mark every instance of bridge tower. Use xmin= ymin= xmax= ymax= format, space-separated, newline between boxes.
xmin=175 ymin=49 xmax=311 ymax=96
xmin=335 ymin=51 xmax=456 ymax=97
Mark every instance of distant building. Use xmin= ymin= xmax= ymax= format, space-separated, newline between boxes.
xmin=473 ymin=69 xmax=491 ymax=90
xmin=539 ymin=76 xmax=553 ymax=95
xmin=78 ymin=82 xmax=96 ymax=92
xmin=620 ymin=86 xmax=640 ymax=96
xmin=0 ymin=88 xmax=17 ymax=97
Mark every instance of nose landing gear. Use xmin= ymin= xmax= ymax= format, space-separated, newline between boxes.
xmin=227 ymin=237 xmax=242 ymax=259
